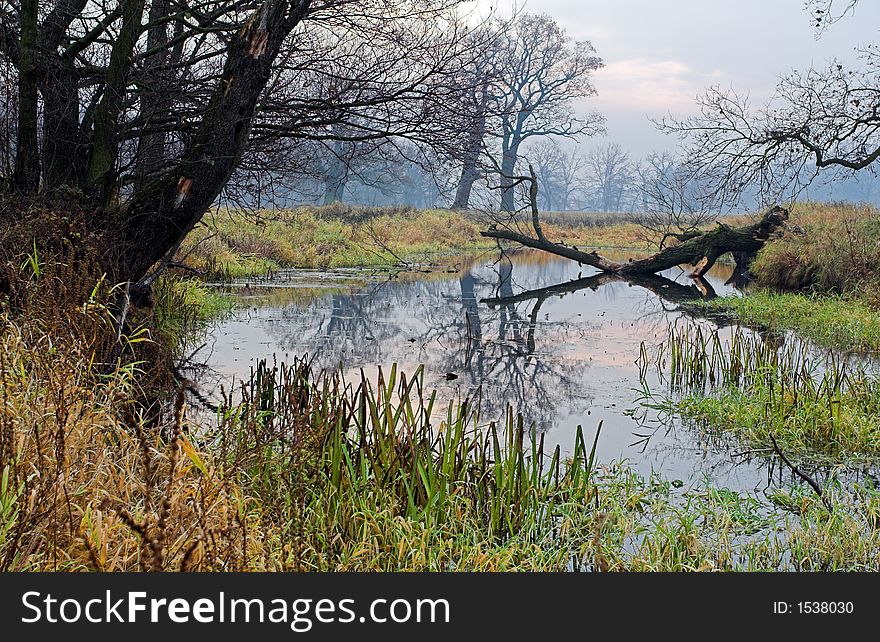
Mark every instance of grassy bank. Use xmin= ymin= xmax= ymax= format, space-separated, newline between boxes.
xmin=698 ymin=292 xmax=880 ymax=353
xmin=690 ymin=203 xmax=880 ymax=354
xmin=178 ymin=205 xmax=648 ymax=278
xmin=4 ymin=302 xmax=880 ymax=570
xmin=7 ymin=201 xmax=880 ymax=571
xmin=751 ymin=202 xmax=880 ymax=298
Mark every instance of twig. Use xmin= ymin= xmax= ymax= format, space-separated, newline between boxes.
xmin=768 ymin=432 xmax=832 ymax=512
xmin=108 ymin=282 xmax=131 ymax=363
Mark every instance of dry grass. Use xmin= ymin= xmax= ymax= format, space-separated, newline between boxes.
xmin=0 ymin=308 xmax=243 ymax=570
xmin=178 ymin=205 xmax=652 ymax=278
xmin=7 ymin=200 xmax=880 ymax=572
xmin=751 ymin=202 xmax=880 ymax=298
xmin=7 ymin=303 xmax=880 ymax=571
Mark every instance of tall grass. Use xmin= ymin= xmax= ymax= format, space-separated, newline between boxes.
xmin=152 ymin=276 xmax=233 ymax=352
xmin=642 ymin=322 xmax=880 ymax=460
xmin=0 ymin=293 xmax=614 ymax=570
xmin=7 ymin=304 xmax=880 ymax=570
xmin=697 ymin=292 xmax=880 ymax=353
xmin=177 ymin=205 xmax=653 ymax=278
xmin=751 ymin=202 xmax=880 ymax=297
xmin=219 ymin=359 xmax=600 ymax=547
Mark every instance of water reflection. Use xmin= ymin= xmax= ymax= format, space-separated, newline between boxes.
xmin=196 ymin=250 xmax=841 ymax=490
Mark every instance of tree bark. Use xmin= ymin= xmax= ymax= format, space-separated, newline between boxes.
xmin=86 ymin=0 xmax=146 ymax=203
xmin=451 ymin=79 xmax=488 ymax=210
xmin=42 ymin=58 xmax=87 ymax=190
xmin=499 ymin=144 xmax=518 ymax=212
xmin=37 ymin=0 xmax=90 ymax=190
xmin=482 ymin=206 xmax=789 ymax=278
xmin=133 ymin=0 xmax=172 ymax=192
xmin=13 ymin=0 xmax=40 ymax=194
xmin=452 ymin=157 xmax=480 ymax=209
xmin=121 ymin=0 xmax=311 ymax=286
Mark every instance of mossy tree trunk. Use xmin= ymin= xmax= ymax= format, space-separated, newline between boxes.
xmin=12 ymin=0 xmax=40 ymax=194
xmin=120 ymin=0 xmax=311 ymax=285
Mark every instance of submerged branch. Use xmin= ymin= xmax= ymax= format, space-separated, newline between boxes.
xmin=769 ymin=432 xmax=833 ymax=513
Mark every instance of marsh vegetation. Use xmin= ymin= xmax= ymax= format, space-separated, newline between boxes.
xmin=2 ymin=0 xmax=880 ymax=573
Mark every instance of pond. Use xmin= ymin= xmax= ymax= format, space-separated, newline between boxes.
xmin=192 ymin=249 xmax=872 ymax=493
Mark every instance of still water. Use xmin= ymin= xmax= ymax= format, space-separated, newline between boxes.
xmin=194 ymin=249 xmax=838 ymax=492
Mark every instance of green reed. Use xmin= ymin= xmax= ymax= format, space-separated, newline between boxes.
xmin=216 ymin=357 xmax=601 ymax=550
xmin=639 ymin=321 xmax=880 ymax=460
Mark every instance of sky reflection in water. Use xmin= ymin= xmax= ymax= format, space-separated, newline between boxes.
xmin=197 ymin=250 xmax=838 ymax=492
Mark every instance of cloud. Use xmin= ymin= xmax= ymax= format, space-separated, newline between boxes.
xmin=591 ymin=58 xmax=721 ymax=115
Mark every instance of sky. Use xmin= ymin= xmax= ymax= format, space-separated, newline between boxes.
xmin=473 ymin=0 xmax=880 ymax=157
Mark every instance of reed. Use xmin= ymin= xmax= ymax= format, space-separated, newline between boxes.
xmin=641 ymin=322 xmax=880 ymax=460
xmin=7 ymin=307 xmax=880 ymax=570
xmin=8 ymin=203 xmax=880 ymax=571
xmin=696 ymin=291 xmax=880 ymax=353
xmin=216 ymin=357 xmax=601 ymax=555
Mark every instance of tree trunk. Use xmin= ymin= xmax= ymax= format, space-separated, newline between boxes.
xmin=500 ymin=146 xmax=519 ymax=212
xmin=452 ymin=157 xmax=480 ymax=209
xmin=42 ymin=58 xmax=87 ymax=190
xmin=133 ymin=0 xmax=171 ymax=192
xmin=120 ymin=0 xmax=311 ymax=286
xmin=482 ymin=206 xmax=789 ymax=278
xmin=452 ymin=79 xmax=488 ymax=210
xmin=323 ymin=177 xmax=347 ymax=204
xmin=86 ymin=0 xmax=145 ymax=203
xmin=322 ymin=148 xmax=348 ymax=204
xmin=13 ymin=0 xmax=40 ymax=194
xmin=36 ymin=0 xmax=90 ymax=191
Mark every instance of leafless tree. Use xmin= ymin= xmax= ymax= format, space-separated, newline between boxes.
xmin=489 ymin=13 xmax=604 ymax=212
xmin=449 ymin=26 xmax=500 ymax=210
xmin=629 ymin=151 xmax=716 ymax=248
xmin=0 ymin=0 xmax=490 ymax=289
xmin=526 ymin=139 xmax=586 ymax=211
xmin=583 ymin=142 xmax=634 ymax=212
xmin=659 ymin=0 xmax=878 ymax=206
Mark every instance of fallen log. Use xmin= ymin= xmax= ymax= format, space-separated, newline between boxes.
xmin=481 ymin=204 xmax=789 ymax=278
xmin=480 ymin=272 xmax=769 ymax=333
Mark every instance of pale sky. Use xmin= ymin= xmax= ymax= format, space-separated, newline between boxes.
xmin=473 ymin=0 xmax=880 ymax=156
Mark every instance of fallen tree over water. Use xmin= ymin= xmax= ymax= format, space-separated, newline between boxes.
xmin=480 ymin=167 xmax=789 ymax=278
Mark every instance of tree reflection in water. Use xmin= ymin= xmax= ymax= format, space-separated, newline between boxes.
xmin=238 ymin=250 xmax=744 ymax=435
xmin=199 ymin=250 xmax=872 ymax=488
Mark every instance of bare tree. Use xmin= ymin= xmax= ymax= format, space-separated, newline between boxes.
xmin=0 ymin=0 xmax=488 ymax=290
xmin=450 ymin=27 xmax=499 ymax=209
xmin=527 ymin=139 xmax=586 ymax=211
xmin=630 ymin=151 xmax=716 ymax=248
xmin=583 ymin=142 xmax=633 ymax=212
xmin=660 ymin=0 xmax=879 ymax=206
xmin=491 ymin=13 xmax=604 ymax=212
